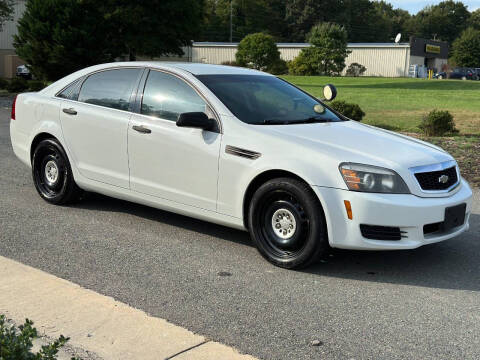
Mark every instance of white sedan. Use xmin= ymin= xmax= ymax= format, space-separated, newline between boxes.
xmin=10 ymin=62 xmax=473 ymax=268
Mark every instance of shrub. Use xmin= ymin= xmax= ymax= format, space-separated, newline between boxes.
xmin=28 ymin=79 xmax=45 ymax=91
xmin=370 ymin=122 xmax=401 ymax=131
xmin=267 ymin=59 xmax=288 ymax=75
xmin=0 ymin=78 xmax=8 ymax=90
xmin=6 ymin=77 xmax=28 ymax=93
xmin=419 ymin=110 xmax=457 ymax=136
xmin=346 ymin=63 xmax=367 ymax=77
xmin=330 ymin=100 xmax=365 ymax=121
xmin=0 ymin=315 xmax=75 ymax=360
xmin=221 ymin=60 xmax=240 ymax=67
xmin=236 ymin=32 xmax=281 ymax=71
xmin=288 ymin=22 xmax=350 ymax=76
xmin=288 ymin=48 xmax=331 ymax=76
xmin=287 ymin=55 xmax=314 ymax=75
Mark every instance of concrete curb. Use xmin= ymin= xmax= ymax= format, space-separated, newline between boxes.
xmin=0 ymin=256 xmax=257 ymax=360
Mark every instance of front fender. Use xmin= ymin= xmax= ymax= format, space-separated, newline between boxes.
xmin=216 ymin=146 xmax=347 ymax=221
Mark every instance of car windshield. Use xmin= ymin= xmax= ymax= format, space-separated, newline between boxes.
xmin=196 ymin=74 xmax=343 ymax=125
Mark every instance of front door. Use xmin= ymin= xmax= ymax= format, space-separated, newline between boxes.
xmin=128 ymin=70 xmax=221 ymax=211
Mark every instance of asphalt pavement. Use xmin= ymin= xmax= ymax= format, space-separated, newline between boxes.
xmin=1 ymin=105 xmax=479 ymax=360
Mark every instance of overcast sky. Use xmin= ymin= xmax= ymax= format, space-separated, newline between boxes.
xmin=388 ymin=0 xmax=480 ymax=13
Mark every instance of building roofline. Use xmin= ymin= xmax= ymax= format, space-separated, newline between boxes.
xmin=192 ymin=42 xmax=410 ymax=48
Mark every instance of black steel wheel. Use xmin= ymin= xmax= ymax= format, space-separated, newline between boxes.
xmin=248 ymin=177 xmax=328 ymax=269
xmin=32 ymin=138 xmax=82 ymax=204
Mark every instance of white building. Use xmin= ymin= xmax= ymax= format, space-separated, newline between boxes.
xmin=188 ymin=38 xmax=449 ymax=78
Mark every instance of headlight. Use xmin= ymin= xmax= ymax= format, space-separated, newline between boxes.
xmin=339 ymin=163 xmax=410 ymax=194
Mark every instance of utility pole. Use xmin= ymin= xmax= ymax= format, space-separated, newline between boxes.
xmin=230 ymin=0 xmax=233 ymax=43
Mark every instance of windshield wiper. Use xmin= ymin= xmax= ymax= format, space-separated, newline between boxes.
xmin=263 ymin=117 xmax=331 ymax=125
xmin=293 ymin=117 xmax=331 ymax=124
xmin=263 ymin=119 xmax=290 ymax=125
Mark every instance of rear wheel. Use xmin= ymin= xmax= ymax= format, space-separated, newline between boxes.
xmin=248 ymin=177 xmax=328 ymax=269
xmin=32 ymin=138 xmax=82 ymax=204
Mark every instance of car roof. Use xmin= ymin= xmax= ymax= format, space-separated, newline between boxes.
xmin=157 ymin=62 xmax=271 ymax=76
xmin=96 ymin=61 xmax=272 ymax=76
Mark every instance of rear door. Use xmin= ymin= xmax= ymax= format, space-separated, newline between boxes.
xmin=59 ymin=68 xmax=143 ymax=188
xmin=127 ymin=69 xmax=221 ymax=211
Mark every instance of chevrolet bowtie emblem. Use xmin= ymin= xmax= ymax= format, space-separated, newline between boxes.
xmin=438 ymin=174 xmax=449 ymax=184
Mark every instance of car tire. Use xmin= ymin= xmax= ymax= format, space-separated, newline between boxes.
xmin=248 ymin=177 xmax=328 ymax=269
xmin=32 ymin=138 xmax=83 ymax=205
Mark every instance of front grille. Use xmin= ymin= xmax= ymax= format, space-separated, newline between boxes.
xmin=360 ymin=225 xmax=407 ymax=241
xmin=414 ymin=166 xmax=458 ymax=191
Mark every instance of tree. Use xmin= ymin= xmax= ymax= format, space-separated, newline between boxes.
xmin=201 ymin=0 xmax=288 ymax=42
xmin=201 ymin=0 xmax=230 ymax=42
xmin=451 ymin=27 xmax=480 ymax=67
xmin=102 ymin=0 xmax=204 ymax=60
xmin=373 ymin=1 xmax=412 ymax=41
xmin=409 ymin=1 xmax=471 ymax=43
xmin=288 ymin=23 xmax=350 ymax=76
xmin=14 ymin=0 xmax=121 ymax=81
xmin=14 ymin=0 xmax=206 ymax=80
xmin=339 ymin=0 xmax=389 ymax=42
xmin=468 ymin=9 xmax=480 ymax=30
xmin=285 ymin=0 xmax=343 ymax=42
xmin=0 ymin=0 xmax=13 ymax=30
xmin=285 ymin=0 xmax=410 ymax=43
xmin=235 ymin=32 xmax=281 ymax=70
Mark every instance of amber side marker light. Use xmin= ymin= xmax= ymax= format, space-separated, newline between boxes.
xmin=344 ymin=200 xmax=353 ymax=220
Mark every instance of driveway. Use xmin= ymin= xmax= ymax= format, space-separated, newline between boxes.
xmin=0 ymin=106 xmax=479 ymax=359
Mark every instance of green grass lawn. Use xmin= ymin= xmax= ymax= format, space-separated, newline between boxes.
xmin=283 ymin=76 xmax=480 ymax=135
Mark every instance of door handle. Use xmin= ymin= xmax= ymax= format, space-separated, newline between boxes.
xmin=62 ymin=108 xmax=77 ymax=115
xmin=132 ymin=125 xmax=152 ymax=134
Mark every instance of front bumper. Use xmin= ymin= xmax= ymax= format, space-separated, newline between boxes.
xmin=313 ymin=179 xmax=473 ymax=250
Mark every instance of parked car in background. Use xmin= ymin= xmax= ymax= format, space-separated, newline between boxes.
xmin=433 ymin=71 xmax=447 ymax=79
xmin=9 ymin=62 xmax=473 ymax=269
xmin=448 ymin=68 xmax=477 ymax=80
xmin=16 ymin=64 xmax=32 ymax=80
xmin=475 ymin=68 xmax=480 ymax=79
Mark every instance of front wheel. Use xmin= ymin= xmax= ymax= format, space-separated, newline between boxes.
xmin=248 ymin=178 xmax=328 ymax=269
xmin=32 ymin=138 xmax=83 ymax=204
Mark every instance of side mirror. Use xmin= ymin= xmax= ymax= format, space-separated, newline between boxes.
xmin=176 ymin=112 xmax=217 ymax=132
xmin=322 ymin=84 xmax=337 ymax=102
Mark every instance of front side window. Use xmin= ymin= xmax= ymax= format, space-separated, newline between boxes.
xmin=78 ymin=68 xmax=142 ymax=111
xmin=141 ymin=70 xmax=206 ymax=121
xmin=196 ymin=74 xmax=343 ymax=125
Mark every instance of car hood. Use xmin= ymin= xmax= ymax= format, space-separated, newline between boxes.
xmin=261 ymin=120 xmax=452 ymax=170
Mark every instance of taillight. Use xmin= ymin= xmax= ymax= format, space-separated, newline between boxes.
xmin=11 ymin=95 xmax=17 ymax=120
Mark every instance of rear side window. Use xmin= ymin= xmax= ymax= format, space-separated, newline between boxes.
xmin=57 ymin=79 xmax=82 ymax=100
xmin=78 ymin=68 xmax=142 ymax=111
xmin=141 ymin=70 xmax=206 ymax=121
